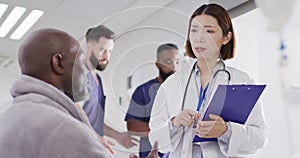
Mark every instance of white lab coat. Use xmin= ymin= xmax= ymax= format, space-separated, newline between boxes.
xmin=149 ymin=59 xmax=267 ymax=158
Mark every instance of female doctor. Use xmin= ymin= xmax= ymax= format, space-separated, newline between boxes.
xmin=149 ymin=3 xmax=267 ymax=158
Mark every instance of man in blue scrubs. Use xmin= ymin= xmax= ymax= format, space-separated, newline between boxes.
xmin=125 ymin=43 xmax=179 ymax=158
xmin=84 ymin=25 xmax=138 ymax=149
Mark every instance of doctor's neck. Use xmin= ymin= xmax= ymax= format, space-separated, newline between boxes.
xmin=196 ymin=58 xmax=218 ymax=76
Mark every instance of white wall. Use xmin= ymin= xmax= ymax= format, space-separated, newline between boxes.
xmin=257 ymin=2 xmax=300 ymax=156
xmin=230 ymin=4 xmax=300 ymax=158
xmin=0 ymin=61 xmax=20 ymax=120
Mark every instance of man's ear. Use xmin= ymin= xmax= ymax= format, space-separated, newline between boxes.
xmin=155 ymin=61 xmax=160 ymax=69
xmin=86 ymin=42 xmax=94 ymax=55
xmin=51 ymin=53 xmax=64 ymax=74
xmin=222 ymin=31 xmax=232 ymax=45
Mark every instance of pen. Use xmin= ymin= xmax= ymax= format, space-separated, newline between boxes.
xmin=192 ymin=111 xmax=199 ymax=128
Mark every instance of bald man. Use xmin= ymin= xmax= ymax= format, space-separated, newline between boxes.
xmin=0 ymin=29 xmax=112 ymax=158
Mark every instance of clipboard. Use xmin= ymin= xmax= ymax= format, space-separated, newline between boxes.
xmin=193 ymin=84 xmax=266 ymax=142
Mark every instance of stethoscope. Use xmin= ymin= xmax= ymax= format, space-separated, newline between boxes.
xmin=181 ymin=59 xmax=231 ymax=111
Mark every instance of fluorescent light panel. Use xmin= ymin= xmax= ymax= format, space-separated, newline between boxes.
xmin=0 ymin=6 xmax=26 ymax=38
xmin=10 ymin=10 xmax=44 ymax=40
xmin=0 ymin=3 xmax=8 ymax=19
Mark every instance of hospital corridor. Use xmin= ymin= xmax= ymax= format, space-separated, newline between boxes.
xmin=1 ymin=0 xmax=300 ymax=157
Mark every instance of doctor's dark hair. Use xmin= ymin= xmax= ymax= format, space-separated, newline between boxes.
xmin=85 ymin=25 xmax=115 ymax=42
xmin=185 ymin=3 xmax=236 ymax=60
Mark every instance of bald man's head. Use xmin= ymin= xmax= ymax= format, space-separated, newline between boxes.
xmin=18 ymin=28 xmax=89 ymax=102
xmin=19 ymin=29 xmax=72 ymax=76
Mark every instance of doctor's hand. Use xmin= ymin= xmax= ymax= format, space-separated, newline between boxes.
xmin=116 ymin=132 xmax=139 ymax=149
xmin=196 ymin=114 xmax=227 ymax=138
xmin=146 ymin=141 xmax=159 ymax=158
xmin=171 ymin=109 xmax=200 ymax=127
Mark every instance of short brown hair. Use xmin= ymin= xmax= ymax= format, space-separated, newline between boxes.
xmin=185 ymin=3 xmax=236 ymax=60
xmin=85 ymin=25 xmax=115 ymax=42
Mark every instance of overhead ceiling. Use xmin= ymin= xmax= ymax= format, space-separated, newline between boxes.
xmin=0 ymin=0 xmax=255 ymax=58
xmin=0 ymin=0 xmax=182 ymax=58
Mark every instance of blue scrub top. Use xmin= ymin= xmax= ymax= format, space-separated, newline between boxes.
xmin=83 ymin=71 xmax=105 ymax=136
xmin=125 ymin=78 xmax=167 ymax=158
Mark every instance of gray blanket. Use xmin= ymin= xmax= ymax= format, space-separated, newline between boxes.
xmin=0 ymin=75 xmax=110 ymax=158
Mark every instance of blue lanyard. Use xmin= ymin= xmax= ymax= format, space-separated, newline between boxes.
xmin=196 ymin=84 xmax=209 ymax=112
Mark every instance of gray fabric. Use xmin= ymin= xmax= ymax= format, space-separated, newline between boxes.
xmin=192 ymin=144 xmax=203 ymax=158
xmin=0 ymin=75 xmax=110 ymax=158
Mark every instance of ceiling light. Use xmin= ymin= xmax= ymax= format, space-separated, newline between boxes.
xmin=0 ymin=6 xmax=26 ymax=38
xmin=0 ymin=3 xmax=8 ymax=20
xmin=10 ymin=10 xmax=44 ymax=40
